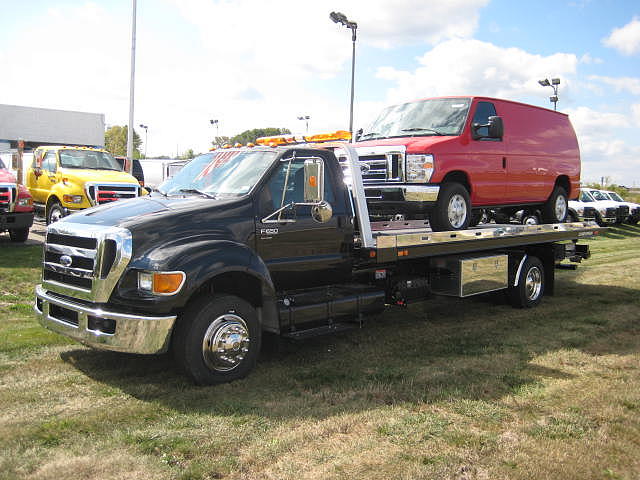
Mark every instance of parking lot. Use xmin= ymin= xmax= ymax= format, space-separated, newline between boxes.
xmin=0 ymin=216 xmax=46 ymax=246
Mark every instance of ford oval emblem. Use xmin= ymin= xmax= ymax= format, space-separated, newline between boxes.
xmin=60 ymin=255 xmax=73 ymax=267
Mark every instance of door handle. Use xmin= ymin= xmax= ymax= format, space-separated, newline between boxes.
xmin=502 ymin=157 xmax=506 ymax=169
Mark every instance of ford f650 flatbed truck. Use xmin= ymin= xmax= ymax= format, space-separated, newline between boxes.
xmin=34 ymin=136 xmax=599 ymax=384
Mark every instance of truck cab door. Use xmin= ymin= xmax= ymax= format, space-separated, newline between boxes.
xmin=255 ymin=154 xmax=353 ymax=291
xmin=32 ymin=150 xmax=58 ymax=203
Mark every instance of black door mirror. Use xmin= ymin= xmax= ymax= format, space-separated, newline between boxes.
xmin=487 ymin=116 xmax=503 ymax=138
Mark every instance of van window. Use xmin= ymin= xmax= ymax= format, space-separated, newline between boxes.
xmin=472 ymin=101 xmax=497 ymax=139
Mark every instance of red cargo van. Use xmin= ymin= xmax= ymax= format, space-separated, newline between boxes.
xmin=350 ymin=96 xmax=580 ymax=231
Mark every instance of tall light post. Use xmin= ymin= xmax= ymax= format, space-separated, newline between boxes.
xmin=139 ymin=124 xmax=148 ymax=158
xmin=297 ymin=115 xmax=310 ymax=134
xmin=538 ymin=77 xmax=560 ymax=111
xmin=126 ymin=0 xmax=137 ymax=173
xmin=210 ymin=119 xmax=219 ymax=146
xmin=330 ymin=11 xmax=357 ymax=138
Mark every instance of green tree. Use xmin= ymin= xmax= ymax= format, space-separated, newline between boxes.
xmin=212 ymin=128 xmax=291 ymax=148
xmin=179 ymin=149 xmax=195 ymax=160
xmin=104 ymin=125 xmax=142 ymax=158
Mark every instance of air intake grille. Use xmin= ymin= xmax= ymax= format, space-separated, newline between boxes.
xmin=86 ymin=183 xmax=140 ymax=205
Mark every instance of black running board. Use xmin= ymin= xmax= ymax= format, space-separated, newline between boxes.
xmin=281 ymin=322 xmax=357 ymax=341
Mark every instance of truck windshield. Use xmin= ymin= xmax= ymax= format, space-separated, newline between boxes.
xmin=360 ymin=98 xmax=471 ymax=140
xmin=158 ymin=150 xmax=277 ymax=197
xmin=59 ymin=149 xmax=121 ymax=170
xmin=607 ymin=192 xmax=624 ymax=202
xmin=590 ymin=190 xmax=609 ymax=201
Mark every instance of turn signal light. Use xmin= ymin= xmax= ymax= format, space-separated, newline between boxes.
xmin=153 ymin=272 xmax=186 ymax=294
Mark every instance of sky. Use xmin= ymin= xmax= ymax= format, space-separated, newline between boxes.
xmin=0 ymin=0 xmax=639 ymax=185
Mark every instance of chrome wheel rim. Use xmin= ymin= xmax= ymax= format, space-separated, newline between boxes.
xmin=49 ymin=206 xmax=63 ymax=223
xmin=555 ymin=195 xmax=567 ymax=221
xmin=448 ymin=194 xmax=467 ymax=228
xmin=202 ymin=314 xmax=250 ymax=372
xmin=525 ymin=266 xmax=543 ymax=301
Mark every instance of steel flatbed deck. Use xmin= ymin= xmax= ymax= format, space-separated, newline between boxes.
xmin=365 ymin=221 xmax=602 ymax=263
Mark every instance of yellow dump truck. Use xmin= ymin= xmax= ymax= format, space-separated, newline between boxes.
xmin=27 ymin=146 xmax=144 ymax=224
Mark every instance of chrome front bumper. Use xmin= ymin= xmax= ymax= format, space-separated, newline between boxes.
xmin=34 ymin=284 xmax=177 ymax=354
xmin=365 ymin=185 xmax=440 ymax=202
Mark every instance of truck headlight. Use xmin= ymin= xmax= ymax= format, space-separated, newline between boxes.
xmin=138 ymin=271 xmax=186 ymax=295
xmin=63 ymin=194 xmax=84 ymax=204
xmin=17 ymin=197 xmax=32 ymax=206
xmin=406 ymin=154 xmax=434 ymax=183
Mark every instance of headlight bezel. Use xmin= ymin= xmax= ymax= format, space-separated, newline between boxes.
xmin=406 ymin=154 xmax=434 ymax=183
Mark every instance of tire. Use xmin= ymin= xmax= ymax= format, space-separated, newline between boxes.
xmin=469 ymin=210 xmax=484 ymax=227
xmin=9 ymin=228 xmax=29 ymax=242
xmin=172 ymin=294 xmax=261 ymax=385
xmin=46 ymin=200 xmax=64 ymax=225
xmin=542 ymin=186 xmax=568 ymax=224
xmin=430 ymin=183 xmax=471 ymax=232
xmin=521 ymin=211 xmax=540 ymax=225
xmin=567 ymin=211 xmax=579 ymax=223
xmin=508 ymin=256 xmax=545 ymax=308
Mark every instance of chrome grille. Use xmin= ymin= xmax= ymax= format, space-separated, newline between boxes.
xmin=0 ymin=183 xmax=17 ymax=212
xmin=42 ymin=223 xmax=132 ymax=302
xmin=338 ymin=146 xmax=405 ymax=184
xmin=84 ymin=183 xmax=140 ymax=206
xmin=617 ymin=205 xmax=629 ymax=218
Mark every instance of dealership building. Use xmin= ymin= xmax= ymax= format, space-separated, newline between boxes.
xmin=0 ymin=104 xmax=105 ymax=153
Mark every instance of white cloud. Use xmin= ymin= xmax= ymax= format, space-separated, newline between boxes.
xmin=589 ymin=75 xmax=640 ymax=95
xmin=374 ymin=38 xmax=578 ymax=105
xmin=602 ymin=17 xmax=640 ymax=55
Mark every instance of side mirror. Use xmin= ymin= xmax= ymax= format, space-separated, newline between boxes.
xmin=472 ymin=115 xmax=503 ymax=140
xmin=487 ymin=116 xmax=503 ymax=138
xmin=303 ymin=159 xmax=324 ymax=203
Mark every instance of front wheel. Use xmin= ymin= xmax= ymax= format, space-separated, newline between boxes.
xmin=542 ymin=186 xmax=568 ymax=223
xmin=430 ymin=183 xmax=471 ymax=232
xmin=172 ymin=294 xmax=261 ymax=385
xmin=508 ymin=256 xmax=545 ymax=308
xmin=46 ymin=201 xmax=64 ymax=225
xmin=9 ymin=228 xmax=29 ymax=242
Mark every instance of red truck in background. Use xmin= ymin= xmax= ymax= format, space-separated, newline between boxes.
xmin=0 ymin=157 xmax=34 ymax=242
xmin=350 ymin=96 xmax=580 ymax=231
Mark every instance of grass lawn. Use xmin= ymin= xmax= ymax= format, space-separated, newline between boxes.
xmin=1 ymin=225 xmax=639 ymax=480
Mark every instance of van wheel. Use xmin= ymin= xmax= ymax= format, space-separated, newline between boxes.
xmin=46 ymin=201 xmax=64 ymax=225
xmin=172 ymin=294 xmax=261 ymax=385
xmin=9 ymin=228 xmax=29 ymax=242
xmin=430 ymin=183 xmax=471 ymax=231
xmin=521 ymin=211 xmax=540 ymax=225
xmin=542 ymin=186 xmax=568 ymax=223
xmin=508 ymin=256 xmax=544 ymax=308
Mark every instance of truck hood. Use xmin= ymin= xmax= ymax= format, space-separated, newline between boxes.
xmin=59 ymin=168 xmax=139 ymax=184
xmin=354 ymin=135 xmax=458 ymax=153
xmin=58 ymin=193 xmax=247 ymax=228
xmin=0 ymin=169 xmax=17 ymax=183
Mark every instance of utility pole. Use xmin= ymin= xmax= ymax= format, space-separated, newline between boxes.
xmin=126 ymin=0 xmax=137 ymax=174
xmin=16 ymin=138 xmax=24 ymax=185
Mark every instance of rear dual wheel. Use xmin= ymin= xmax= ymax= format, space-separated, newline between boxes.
xmin=508 ymin=256 xmax=545 ymax=308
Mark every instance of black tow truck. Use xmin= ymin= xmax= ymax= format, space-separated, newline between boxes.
xmin=35 ymin=137 xmax=599 ymax=384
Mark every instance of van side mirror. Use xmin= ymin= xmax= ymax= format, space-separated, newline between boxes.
xmin=487 ymin=116 xmax=503 ymax=138
xmin=303 ymin=159 xmax=324 ymax=203
xmin=472 ymin=115 xmax=503 ymax=140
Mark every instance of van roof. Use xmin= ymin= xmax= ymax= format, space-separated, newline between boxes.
xmin=410 ymin=96 xmax=570 ymax=117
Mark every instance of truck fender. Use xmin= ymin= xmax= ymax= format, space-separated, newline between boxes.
xmin=143 ymin=239 xmax=279 ymax=332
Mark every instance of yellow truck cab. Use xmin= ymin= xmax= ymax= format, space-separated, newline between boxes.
xmin=27 ymin=146 xmax=144 ymax=224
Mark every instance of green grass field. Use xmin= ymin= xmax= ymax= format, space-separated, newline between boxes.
xmin=1 ymin=225 xmax=639 ymax=480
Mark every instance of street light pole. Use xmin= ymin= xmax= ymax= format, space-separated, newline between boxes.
xmin=538 ymin=77 xmax=560 ymax=111
xmin=330 ymin=11 xmax=358 ymax=138
xmin=297 ymin=115 xmax=310 ymax=134
xmin=139 ymin=124 xmax=148 ymax=158
xmin=126 ymin=0 xmax=137 ymax=174
xmin=210 ymin=119 xmax=219 ymax=146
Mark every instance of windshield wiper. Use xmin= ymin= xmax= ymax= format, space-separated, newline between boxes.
xmin=175 ymin=188 xmax=216 ymax=199
xmin=401 ymin=127 xmax=445 ymax=136
xmin=358 ymin=132 xmax=382 ymax=140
